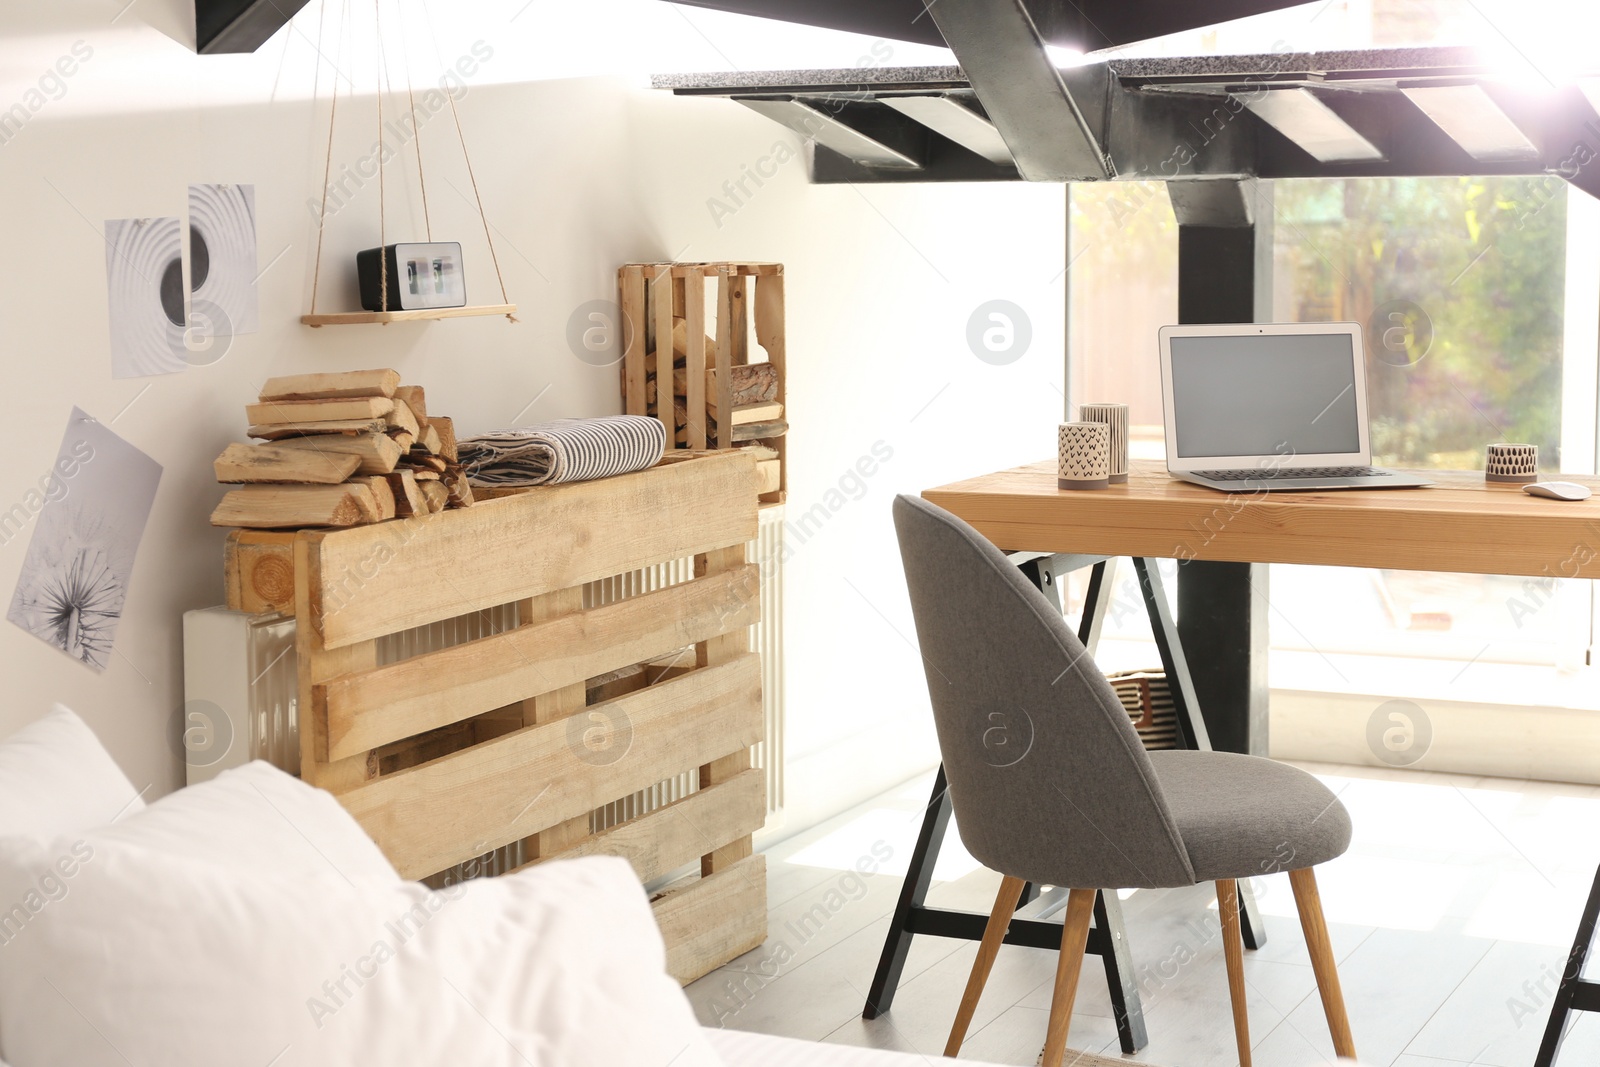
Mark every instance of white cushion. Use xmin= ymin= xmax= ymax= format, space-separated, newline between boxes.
xmin=0 ymin=705 xmax=144 ymax=838
xmin=0 ymin=843 xmax=720 ymax=1067
xmin=90 ymin=760 xmax=398 ymax=883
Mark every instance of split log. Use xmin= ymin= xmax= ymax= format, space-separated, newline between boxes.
xmin=394 ymin=385 xmax=427 ymax=424
xmin=756 ymin=460 xmax=780 ymax=495
xmin=259 ymin=369 xmax=401 ymax=402
xmin=669 ymin=319 xmax=718 ymax=358
xmin=441 ymin=466 xmax=475 ymax=508
xmin=388 ymin=430 xmax=416 ymax=452
xmin=730 ymin=419 xmax=788 ymax=443
xmin=210 ymin=484 xmax=382 ymax=529
xmin=670 ymin=401 xmax=783 ymax=432
xmin=419 ymin=480 xmax=450 ymax=513
xmin=675 ymin=419 xmax=788 ymax=447
xmin=385 ymin=470 xmax=429 ymax=518
xmin=272 ymin=432 xmax=403 ymax=475
xmin=418 ymin=422 xmax=443 ymax=455
xmin=213 ymin=442 xmax=360 ymax=485
xmin=245 ymin=396 xmax=395 ymax=425
xmin=387 ymin=398 xmax=421 ymax=439
xmin=351 ymin=476 xmax=397 ymax=521
xmin=730 ymin=402 xmax=782 ymax=426
xmin=430 ymin=416 xmax=459 ymax=462
xmin=672 ymin=363 xmax=779 ymax=407
xmin=248 ymin=419 xmax=389 ymax=441
xmin=404 ymin=454 xmax=448 ymax=474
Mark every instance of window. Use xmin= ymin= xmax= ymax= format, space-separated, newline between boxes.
xmin=1066 ymin=174 xmax=1600 ymax=703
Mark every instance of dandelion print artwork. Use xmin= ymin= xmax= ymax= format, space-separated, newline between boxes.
xmin=8 ymin=409 xmax=161 ymax=671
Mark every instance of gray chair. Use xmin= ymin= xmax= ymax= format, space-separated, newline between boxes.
xmin=892 ymin=494 xmax=1356 ymax=1067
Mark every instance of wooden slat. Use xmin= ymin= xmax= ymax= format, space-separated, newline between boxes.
xmin=652 ymin=265 xmax=675 ymax=433
xmin=621 ymin=265 xmax=647 ymax=415
xmin=529 ymin=768 xmax=765 ymax=883
xmin=684 ymin=272 xmax=708 ymax=450
xmin=521 ymin=587 xmax=592 ymax=861
xmin=713 ymin=270 xmax=735 ymax=446
xmin=925 ymin=458 xmax=1600 ymax=578
xmin=320 ymin=563 xmax=760 ymax=761
xmin=654 ymin=854 xmax=768 ymax=984
xmin=295 ymin=533 xmax=376 ymax=792
xmin=336 ymin=653 xmax=764 ymax=879
xmin=752 ymin=271 xmax=787 ymax=501
xmin=696 ymin=545 xmax=756 ymax=876
xmin=309 ymin=451 xmax=759 ymax=649
xmin=260 ymin=368 xmax=400 ymax=401
xmin=300 ymin=305 xmax=517 ymax=328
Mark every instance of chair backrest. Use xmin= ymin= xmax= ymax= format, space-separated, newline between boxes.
xmin=893 ymin=494 xmax=1195 ymax=890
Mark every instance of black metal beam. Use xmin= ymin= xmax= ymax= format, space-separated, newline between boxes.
xmin=1168 ymin=180 xmax=1273 ymax=758
xmin=196 ymin=0 xmax=312 ymax=54
xmin=922 ymin=0 xmax=1112 ymax=180
xmin=666 ymin=1 xmax=1311 ymax=53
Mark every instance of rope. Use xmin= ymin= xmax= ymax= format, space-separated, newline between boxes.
xmin=422 ymin=0 xmax=515 ymax=321
xmin=374 ymin=0 xmax=387 ymax=313
xmin=394 ymin=0 xmax=432 ymax=241
xmin=446 ymin=91 xmax=514 ymax=320
xmin=308 ymin=0 xmax=344 ymax=316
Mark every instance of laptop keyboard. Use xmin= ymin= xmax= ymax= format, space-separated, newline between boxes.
xmin=1193 ymin=466 xmax=1390 ymax=481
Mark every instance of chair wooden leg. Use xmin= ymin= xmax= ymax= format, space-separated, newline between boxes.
xmin=1288 ymin=866 xmax=1356 ymax=1059
xmin=1217 ymin=879 xmax=1252 ymax=1067
xmin=1041 ymin=888 xmax=1098 ymax=1067
xmin=946 ymin=875 xmax=1027 ymax=1057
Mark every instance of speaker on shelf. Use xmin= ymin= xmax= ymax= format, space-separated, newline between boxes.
xmin=357 ymin=242 xmax=466 ymax=312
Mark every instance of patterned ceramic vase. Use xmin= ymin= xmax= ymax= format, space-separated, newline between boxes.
xmin=1079 ymin=403 xmax=1130 ymax=484
xmin=1485 ymin=443 xmax=1538 ymax=484
xmin=1058 ymin=422 xmax=1111 ymax=490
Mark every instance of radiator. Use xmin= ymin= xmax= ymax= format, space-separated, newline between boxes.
xmin=182 ymin=505 xmax=786 ymax=878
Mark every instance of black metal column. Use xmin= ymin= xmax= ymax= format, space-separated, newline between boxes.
xmin=1167 ymin=179 xmax=1274 ymax=757
xmin=1536 ymin=860 xmax=1600 ymax=1067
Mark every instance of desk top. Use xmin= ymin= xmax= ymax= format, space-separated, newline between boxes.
xmin=923 ymin=459 xmax=1600 ymax=579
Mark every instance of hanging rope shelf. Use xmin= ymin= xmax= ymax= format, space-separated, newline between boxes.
xmin=302 ymin=0 xmax=517 ymax=327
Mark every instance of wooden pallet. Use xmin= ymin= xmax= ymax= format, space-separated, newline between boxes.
xmin=224 ymin=451 xmax=768 ymax=983
xmin=619 ymin=262 xmax=786 ymax=503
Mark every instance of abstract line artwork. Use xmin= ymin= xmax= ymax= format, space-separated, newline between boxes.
xmin=8 ymin=409 xmax=163 ymax=671
xmin=105 ymin=216 xmax=186 ymax=379
xmin=188 ymin=183 xmax=259 ymax=337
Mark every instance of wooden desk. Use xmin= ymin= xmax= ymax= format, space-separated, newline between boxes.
xmin=925 ymin=458 xmax=1600 ymax=578
xmin=866 ymin=457 xmax=1600 ymax=1052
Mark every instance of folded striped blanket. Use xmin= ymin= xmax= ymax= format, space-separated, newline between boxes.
xmin=459 ymin=416 xmax=666 ymax=487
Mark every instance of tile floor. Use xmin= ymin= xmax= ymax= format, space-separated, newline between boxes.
xmin=684 ymin=761 xmax=1600 ymax=1066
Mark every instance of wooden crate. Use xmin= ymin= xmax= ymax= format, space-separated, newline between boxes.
xmin=619 ymin=262 xmax=786 ymax=503
xmin=229 ymin=452 xmax=768 ymax=983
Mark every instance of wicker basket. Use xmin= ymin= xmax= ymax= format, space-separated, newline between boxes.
xmin=1106 ymin=670 xmax=1180 ymax=750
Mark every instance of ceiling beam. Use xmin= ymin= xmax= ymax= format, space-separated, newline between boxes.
xmin=923 ymin=0 xmax=1111 ymax=180
xmin=1243 ymin=88 xmax=1384 ymax=163
xmin=737 ymin=100 xmax=925 ymax=169
xmin=665 ymin=1 xmax=1311 ymax=53
xmin=881 ymin=96 xmax=1013 ymax=164
xmin=196 ymin=0 xmax=312 ymax=55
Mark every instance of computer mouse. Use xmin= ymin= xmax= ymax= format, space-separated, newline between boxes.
xmin=1524 ymin=481 xmax=1593 ymax=501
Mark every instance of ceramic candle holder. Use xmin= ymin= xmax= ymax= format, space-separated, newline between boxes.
xmin=1485 ymin=443 xmax=1538 ymax=484
xmin=1079 ymin=403 xmax=1130 ymax=484
xmin=1059 ymin=422 xmax=1111 ymax=490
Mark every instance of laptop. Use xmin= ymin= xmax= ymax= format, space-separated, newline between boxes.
xmin=1158 ymin=321 xmax=1433 ymax=492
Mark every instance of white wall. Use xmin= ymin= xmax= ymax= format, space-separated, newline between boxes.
xmin=0 ymin=1 xmax=1064 ymax=833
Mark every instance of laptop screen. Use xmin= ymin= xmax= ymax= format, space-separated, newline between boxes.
xmin=1169 ymin=332 xmax=1362 ymax=459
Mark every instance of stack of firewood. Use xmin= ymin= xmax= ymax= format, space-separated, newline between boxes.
xmin=646 ymin=321 xmax=786 ymax=449
xmin=209 ymin=369 xmax=474 ymax=530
